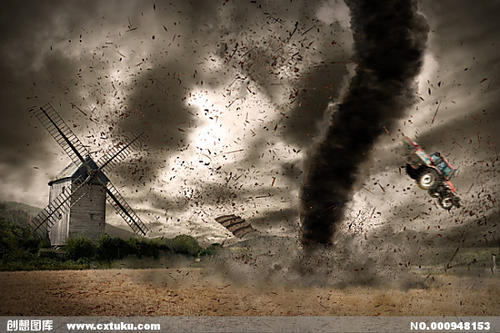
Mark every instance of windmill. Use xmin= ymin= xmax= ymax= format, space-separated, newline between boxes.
xmin=28 ymin=103 xmax=150 ymax=245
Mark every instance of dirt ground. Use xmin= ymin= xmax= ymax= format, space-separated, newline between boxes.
xmin=0 ymin=268 xmax=498 ymax=316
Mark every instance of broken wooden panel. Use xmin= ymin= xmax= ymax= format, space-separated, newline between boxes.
xmin=215 ymin=214 xmax=256 ymax=238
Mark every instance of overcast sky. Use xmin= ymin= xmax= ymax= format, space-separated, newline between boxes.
xmin=0 ymin=0 xmax=498 ymax=249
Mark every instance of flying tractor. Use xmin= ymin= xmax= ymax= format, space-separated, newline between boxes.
xmin=404 ymin=137 xmax=461 ymax=210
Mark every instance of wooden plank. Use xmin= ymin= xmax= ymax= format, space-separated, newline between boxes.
xmin=215 ymin=214 xmax=238 ymax=224
xmin=234 ymin=226 xmax=256 ymax=238
xmin=226 ymin=220 xmax=250 ymax=232
xmin=221 ymin=218 xmax=245 ymax=228
xmin=215 ymin=214 xmax=256 ymax=238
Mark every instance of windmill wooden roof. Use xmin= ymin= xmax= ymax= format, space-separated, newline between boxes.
xmin=50 ymin=162 xmax=78 ymax=182
xmin=48 ymin=157 xmax=108 ymax=186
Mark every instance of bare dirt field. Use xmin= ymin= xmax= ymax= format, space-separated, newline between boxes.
xmin=0 ymin=268 xmax=498 ymax=316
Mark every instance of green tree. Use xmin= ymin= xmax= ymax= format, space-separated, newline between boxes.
xmin=164 ymin=235 xmax=202 ymax=256
xmin=97 ymin=234 xmax=131 ymax=261
xmin=127 ymin=238 xmax=160 ymax=258
xmin=64 ymin=236 xmax=96 ymax=260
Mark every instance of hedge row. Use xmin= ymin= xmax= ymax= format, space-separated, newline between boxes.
xmin=1 ymin=203 xmax=221 ymax=269
xmin=64 ymin=234 xmax=221 ymax=261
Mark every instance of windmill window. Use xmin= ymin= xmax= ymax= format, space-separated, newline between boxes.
xmin=62 ymin=186 xmax=66 ymax=194
xmin=90 ymin=213 xmax=95 ymax=220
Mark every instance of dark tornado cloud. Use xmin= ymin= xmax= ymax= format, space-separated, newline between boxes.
xmin=300 ymin=0 xmax=429 ymax=247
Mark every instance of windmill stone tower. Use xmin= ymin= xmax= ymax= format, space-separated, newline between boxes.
xmin=29 ymin=103 xmax=149 ymax=246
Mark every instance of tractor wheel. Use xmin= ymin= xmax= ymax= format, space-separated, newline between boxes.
xmin=417 ymin=168 xmax=439 ymax=190
xmin=428 ymin=189 xmax=440 ymax=198
xmin=439 ymin=196 xmax=454 ymax=210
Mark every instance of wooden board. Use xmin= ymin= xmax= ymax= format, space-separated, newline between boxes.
xmin=215 ymin=214 xmax=256 ymax=238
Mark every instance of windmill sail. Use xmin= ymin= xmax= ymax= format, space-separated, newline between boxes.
xmin=96 ymin=132 xmax=144 ymax=172
xmin=104 ymin=181 xmax=149 ymax=236
xmin=106 ymin=181 xmax=149 ymax=236
xmin=95 ymin=133 xmax=149 ymax=236
xmin=29 ymin=103 xmax=89 ymax=166
xmin=29 ymin=175 xmax=89 ymax=236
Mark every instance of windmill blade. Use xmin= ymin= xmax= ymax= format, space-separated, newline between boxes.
xmin=104 ymin=181 xmax=149 ymax=236
xmin=29 ymin=103 xmax=89 ymax=166
xmin=29 ymin=195 xmax=71 ymax=238
xmin=96 ymin=132 xmax=144 ymax=173
xmin=29 ymin=175 xmax=90 ymax=236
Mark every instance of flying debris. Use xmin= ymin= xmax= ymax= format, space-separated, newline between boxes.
xmin=28 ymin=103 xmax=149 ymax=245
xmin=404 ymin=137 xmax=461 ymax=210
xmin=215 ymin=214 xmax=256 ymax=239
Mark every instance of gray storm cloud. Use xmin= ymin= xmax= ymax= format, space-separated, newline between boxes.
xmin=0 ymin=0 xmax=354 ymax=240
xmin=0 ymin=0 xmax=498 ymax=256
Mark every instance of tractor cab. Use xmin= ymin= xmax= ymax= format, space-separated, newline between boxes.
xmin=429 ymin=152 xmax=455 ymax=180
